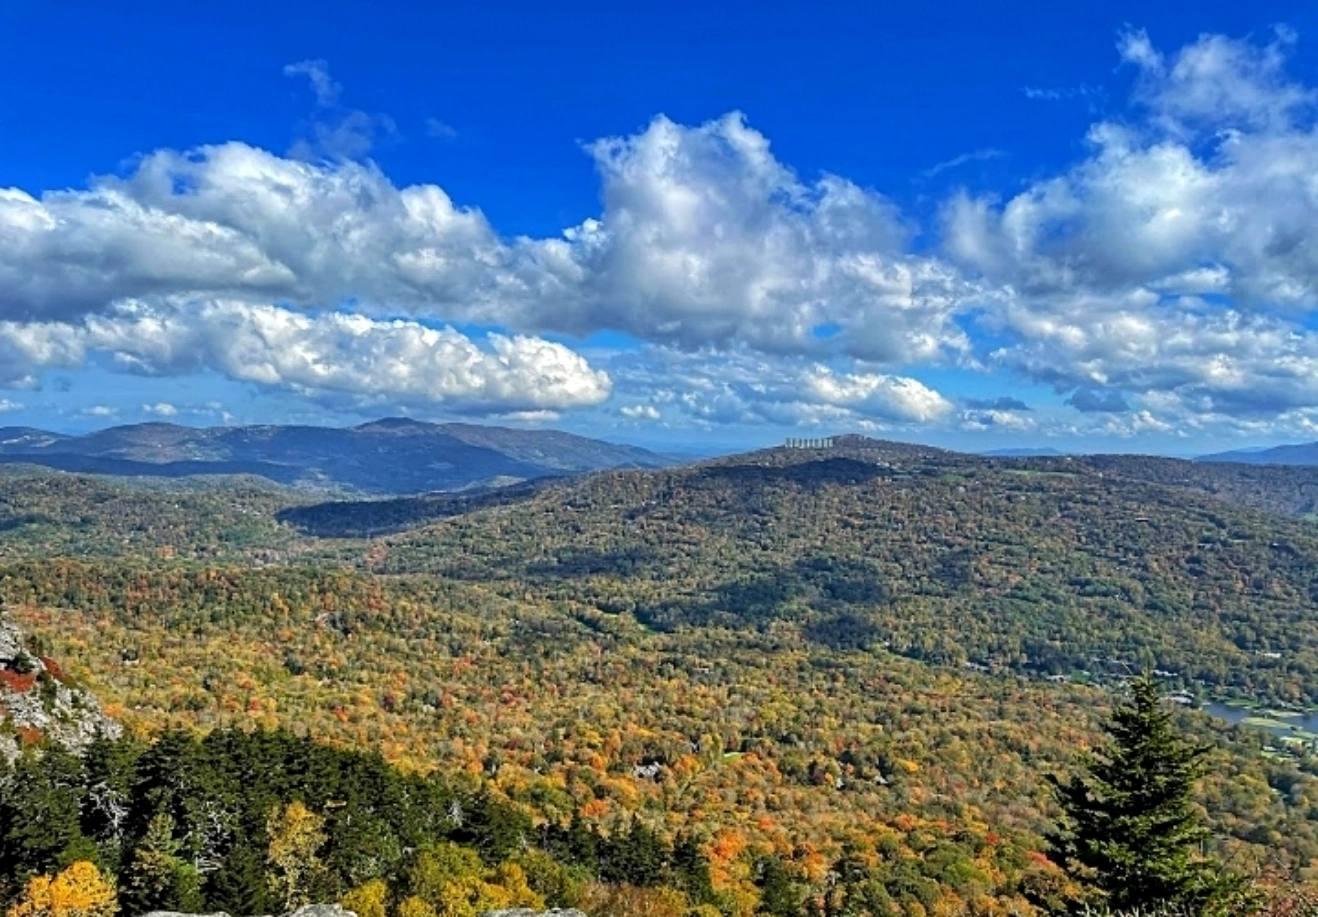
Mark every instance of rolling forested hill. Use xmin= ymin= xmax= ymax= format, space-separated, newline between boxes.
xmin=281 ymin=443 xmax=1318 ymax=534
xmin=0 ymin=465 xmax=310 ymax=561
xmin=332 ymin=440 xmax=1318 ymax=704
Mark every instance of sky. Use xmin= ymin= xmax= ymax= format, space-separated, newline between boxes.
xmin=3 ymin=2 xmax=1318 ymax=454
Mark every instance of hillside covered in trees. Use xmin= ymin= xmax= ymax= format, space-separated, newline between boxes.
xmin=346 ymin=441 xmax=1318 ymax=704
xmin=2 ymin=439 xmax=1317 ymax=914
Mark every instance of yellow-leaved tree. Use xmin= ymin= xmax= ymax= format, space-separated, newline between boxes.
xmin=340 ymin=878 xmax=388 ymax=917
xmin=7 ymin=861 xmax=118 ymax=917
xmin=406 ymin=842 xmax=543 ymax=917
xmin=266 ymin=800 xmax=327 ymax=911
xmin=394 ymin=897 xmax=437 ymax=917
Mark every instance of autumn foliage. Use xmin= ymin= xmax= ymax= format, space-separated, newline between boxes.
xmin=7 ymin=862 xmax=116 ymax=917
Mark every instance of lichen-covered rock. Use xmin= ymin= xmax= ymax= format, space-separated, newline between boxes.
xmin=480 ymin=910 xmax=587 ymax=917
xmin=0 ymin=615 xmax=121 ymax=764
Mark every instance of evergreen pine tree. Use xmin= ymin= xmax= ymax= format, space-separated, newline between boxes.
xmin=0 ymin=748 xmax=89 ymax=878
xmin=207 ymin=845 xmax=270 ymax=917
xmin=1047 ymin=674 xmax=1236 ymax=914
xmin=121 ymin=812 xmax=202 ymax=915
xmin=547 ymin=814 xmax=598 ymax=873
xmin=754 ymin=856 xmax=806 ymax=916
xmin=670 ymin=833 xmax=715 ymax=905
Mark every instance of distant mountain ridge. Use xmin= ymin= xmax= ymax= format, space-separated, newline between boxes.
xmin=981 ymin=447 xmax=1064 ymax=457
xmin=1200 ymin=440 xmax=1318 ymax=467
xmin=0 ymin=418 xmax=668 ymax=494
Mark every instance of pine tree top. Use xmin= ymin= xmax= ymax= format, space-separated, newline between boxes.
xmin=1047 ymin=674 xmax=1237 ymax=915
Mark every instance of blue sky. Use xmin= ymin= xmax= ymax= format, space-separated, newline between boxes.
xmin=2 ymin=1 xmax=1318 ymax=453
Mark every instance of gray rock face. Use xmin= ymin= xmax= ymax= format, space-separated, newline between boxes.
xmin=0 ymin=618 xmax=21 ymax=661
xmin=0 ymin=615 xmax=121 ymax=764
xmin=286 ymin=907 xmax=359 ymax=917
xmin=142 ymin=908 xmax=361 ymax=917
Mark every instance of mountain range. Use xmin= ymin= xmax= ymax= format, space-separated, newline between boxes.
xmin=1200 ymin=440 xmax=1318 ymax=467
xmin=0 ymin=418 xmax=668 ymax=494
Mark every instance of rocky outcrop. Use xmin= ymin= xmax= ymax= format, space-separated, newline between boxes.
xmin=0 ymin=615 xmax=121 ymax=763
xmin=143 ymin=907 xmax=360 ymax=917
xmin=285 ymin=908 xmax=359 ymax=917
xmin=141 ymin=907 xmax=584 ymax=917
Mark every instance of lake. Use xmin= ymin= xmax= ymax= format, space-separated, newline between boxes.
xmin=1204 ymin=701 xmax=1318 ymax=742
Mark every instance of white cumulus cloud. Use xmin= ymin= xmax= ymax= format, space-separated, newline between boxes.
xmin=2 ymin=301 xmax=611 ymax=415
xmin=0 ymin=115 xmax=969 ymax=366
xmin=619 ymin=403 xmax=661 ymax=421
xmin=944 ymin=28 xmax=1318 ymax=426
xmin=800 ymin=366 xmax=954 ymax=423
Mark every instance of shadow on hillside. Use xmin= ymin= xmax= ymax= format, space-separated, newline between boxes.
xmin=693 ymin=457 xmax=891 ymax=489
xmin=276 ymin=478 xmax=559 ymax=537
xmin=523 ymin=545 xmax=661 ymax=579
xmin=0 ymin=513 xmax=51 ymax=532
xmin=630 ymin=554 xmax=894 ymax=649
